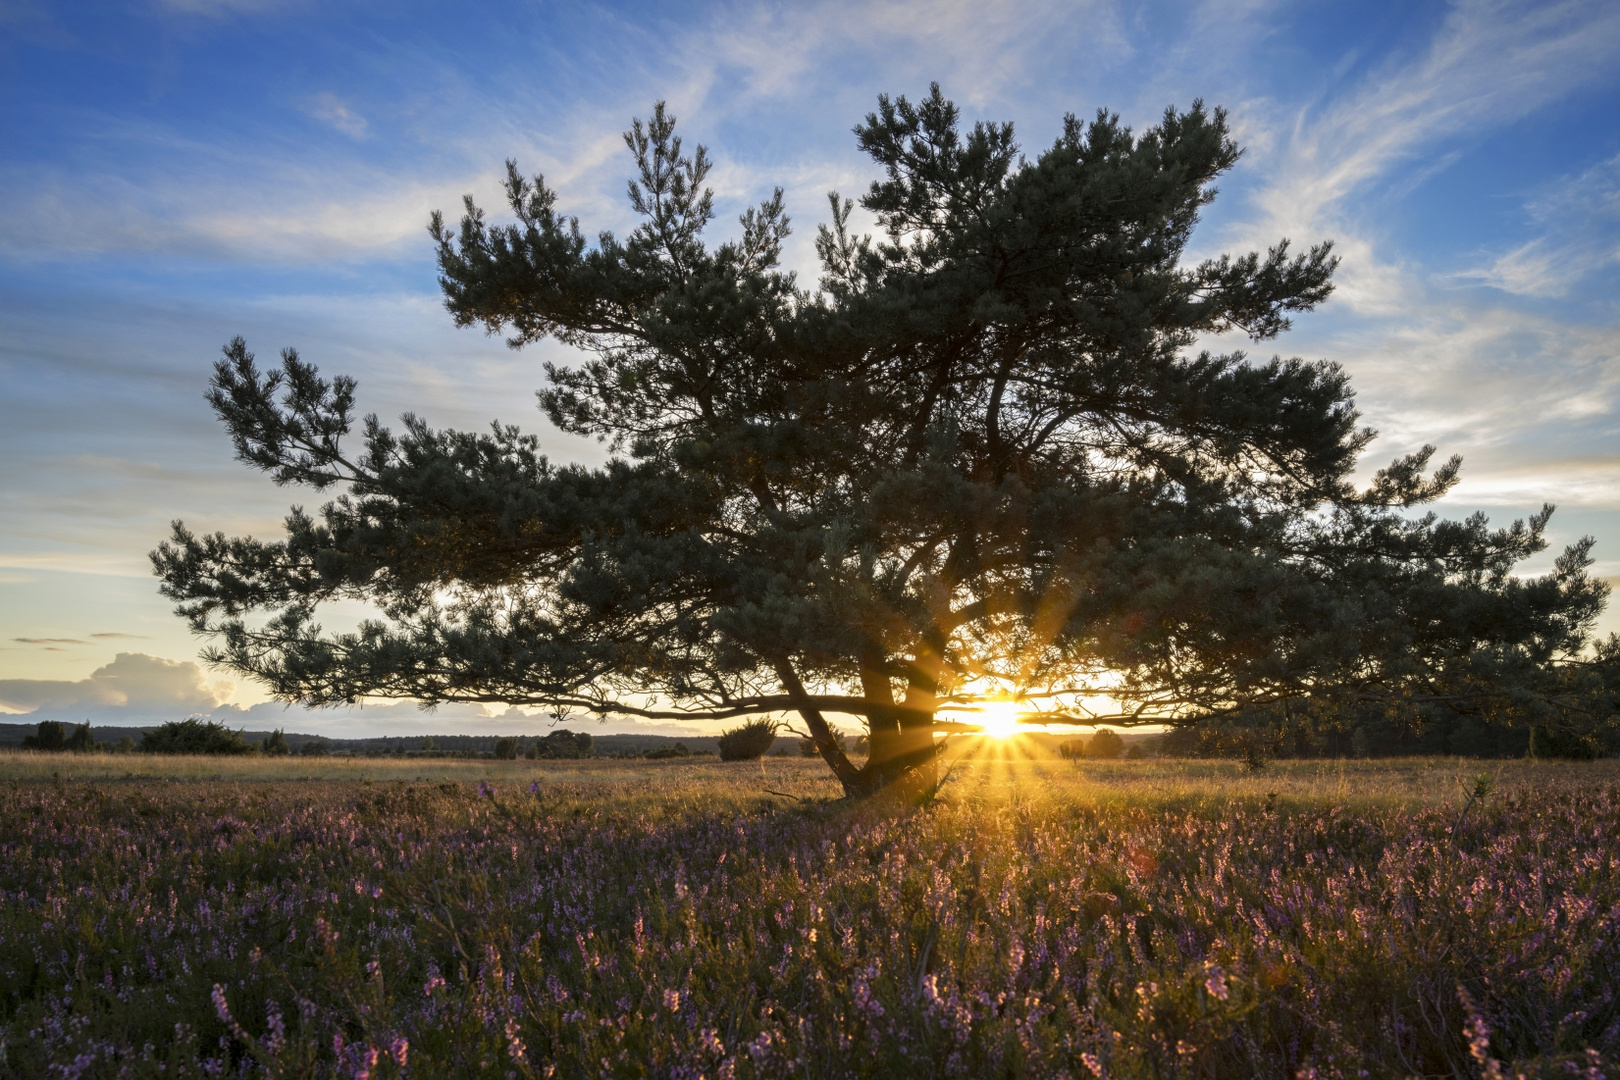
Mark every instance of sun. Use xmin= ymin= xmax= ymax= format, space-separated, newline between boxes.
xmin=975 ymin=698 xmax=1026 ymax=739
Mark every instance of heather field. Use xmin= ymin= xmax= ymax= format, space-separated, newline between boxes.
xmin=3 ymin=751 xmax=1617 ymax=1079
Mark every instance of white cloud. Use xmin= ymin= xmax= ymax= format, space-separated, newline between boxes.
xmin=693 ymin=0 xmax=1126 ymax=106
xmin=1235 ymin=0 xmax=1620 ymax=306
xmin=1457 ymin=151 xmax=1620 ymax=297
xmin=0 ymin=651 xmax=231 ymax=712
xmin=1192 ymin=0 xmax=1620 ymax=526
xmin=306 ymin=92 xmax=368 ymax=139
xmin=0 ymin=165 xmax=492 ymax=263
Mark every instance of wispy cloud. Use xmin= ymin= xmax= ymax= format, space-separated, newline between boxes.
xmin=5 ymin=0 xmax=1620 ymax=673
xmin=306 ymin=92 xmax=368 ymax=139
xmin=14 ymin=637 xmax=89 ymax=645
xmin=691 ymin=0 xmax=1126 ymax=106
xmin=1457 ymin=151 xmax=1620 ymax=297
xmin=0 ymin=164 xmax=490 ymax=263
xmin=1190 ymin=0 xmax=1620 ymax=523
xmin=91 ymin=632 xmax=152 ymax=639
xmin=1239 ymin=0 xmax=1620 ymax=310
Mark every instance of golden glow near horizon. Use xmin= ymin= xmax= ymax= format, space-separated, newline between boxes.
xmin=974 ymin=698 xmax=1026 ymax=739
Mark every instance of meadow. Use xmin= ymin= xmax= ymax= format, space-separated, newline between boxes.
xmin=2 ymin=747 xmax=1616 ymax=1079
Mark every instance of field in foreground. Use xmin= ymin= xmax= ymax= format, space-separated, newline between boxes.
xmin=2 ymin=750 xmax=1617 ymax=1079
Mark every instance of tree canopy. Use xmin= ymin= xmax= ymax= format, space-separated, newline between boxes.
xmin=154 ymin=87 xmax=1612 ymax=794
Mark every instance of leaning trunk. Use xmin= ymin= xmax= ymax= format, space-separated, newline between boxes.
xmin=777 ymin=658 xmax=944 ymax=799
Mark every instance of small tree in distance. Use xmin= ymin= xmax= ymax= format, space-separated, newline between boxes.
xmin=1088 ymin=729 xmax=1125 ymax=760
xmin=22 ymin=721 xmax=66 ymax=751
xmin=719 ymin=720 xmax=777 ymax=762
xmin=154 ymin=87 xmax=1610 ymax=796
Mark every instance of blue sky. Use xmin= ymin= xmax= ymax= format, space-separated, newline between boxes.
xmin=2 ymin=0 xmax=1619 ymax=736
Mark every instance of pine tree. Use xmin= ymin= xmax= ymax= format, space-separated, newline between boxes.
xmin=153 ymin=88 xmax=1610 ymax=795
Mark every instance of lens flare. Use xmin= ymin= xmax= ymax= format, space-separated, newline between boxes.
xmin=975 ymin=699 xmax=1025 ymax=739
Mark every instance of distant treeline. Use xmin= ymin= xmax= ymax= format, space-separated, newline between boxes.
xmin=1154 ymin=705 xmax=1607 ymax=761
xmin=0 ymin=719 xmax=732 ymax=760
xmin=3 ymin=708 xmax=1606 ymax=761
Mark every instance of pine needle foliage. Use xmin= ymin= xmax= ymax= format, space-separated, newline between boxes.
xmin=152 ymin=88 xmax=1611 ymax=795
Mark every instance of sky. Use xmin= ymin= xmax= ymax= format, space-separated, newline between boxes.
xmin=2 ymin=0 xmax=1619 ymax=738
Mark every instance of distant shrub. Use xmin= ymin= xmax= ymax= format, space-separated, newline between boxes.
xmin=718 ymin=719 xmax=776 ymax=761
xmin=1125 ymin=743 xmax=1147 ymax=760
xmin=798 ymin=737 xmax=819 ymax=757
xmin=21 ymin=721 xmax=66 ymax=751
xmin=1529 ymin=725 xmax=1599 ymax=761
xmin=140 ymin=718 xmax=255 ymax=756
xmin=64 ymin=722 xmax=95 ymax=752
xmin=1088 ymin=728 xmax=1125 ymax=760
xmin=297 ymin=736 xmax=332 ymax=757
xmin=1058 ymin=739 xmax=1086 ymax=761
xmin=644 ymin=743 xmax=691 ymax=760
xmin=113 ymin=735 xmax=136 ymax=754
xmin=261 ymin=729 xmax=290 ymax=756
xmin=534 ymin=730 xmax=593 ymax=759
xmin=493 ymin=737 xmax=520 ymax=760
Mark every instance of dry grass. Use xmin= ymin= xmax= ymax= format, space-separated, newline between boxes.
xmin=2 ymin=742 xmax=1611 ymax=814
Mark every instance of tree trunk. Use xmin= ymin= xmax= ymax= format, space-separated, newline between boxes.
xmin=776 ymin=659 xmax=942 ymax=799
xmin=774 ymin=660 xmax=865 ymax=794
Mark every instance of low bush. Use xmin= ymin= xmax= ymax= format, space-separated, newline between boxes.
xmin=718 ymin=718 xmax=776 ymax=761
xmin=139 ymin=718 xmax=255 ymax=755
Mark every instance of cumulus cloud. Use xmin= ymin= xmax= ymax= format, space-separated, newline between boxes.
xmin=0 ymin=653 xmax=748 ymax=736
xmin=0 ymin=652 xmax=229 ymax=713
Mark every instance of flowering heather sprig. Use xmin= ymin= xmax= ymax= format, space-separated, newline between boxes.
xmin=1458 ymin=986 xmax=1506 ymax=1080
